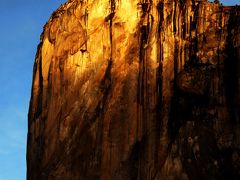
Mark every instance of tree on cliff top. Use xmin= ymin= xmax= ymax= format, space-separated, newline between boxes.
xmin=214 ymin=0 xmax=220 ymax=4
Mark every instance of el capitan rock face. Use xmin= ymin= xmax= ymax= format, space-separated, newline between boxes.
xmin=27 ymin=0 xmax=240 ymax=179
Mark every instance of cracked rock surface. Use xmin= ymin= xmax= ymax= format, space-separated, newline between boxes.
xmin=27 ymin=0 xmax=240 ymax=179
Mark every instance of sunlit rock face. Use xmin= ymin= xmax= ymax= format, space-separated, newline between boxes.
xmin=27 ymin=0 xmax=240 ymax=179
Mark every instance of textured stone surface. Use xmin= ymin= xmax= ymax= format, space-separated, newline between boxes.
xmin=27 ymin=0 xmax=240 ymax=179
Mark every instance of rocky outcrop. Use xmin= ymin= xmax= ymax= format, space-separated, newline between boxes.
xmin=27 ymin=0 xmax=240 ymax=179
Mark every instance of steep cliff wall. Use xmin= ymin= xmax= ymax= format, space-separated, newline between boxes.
xmin=27 ymin=0 xmax=240 ymax=179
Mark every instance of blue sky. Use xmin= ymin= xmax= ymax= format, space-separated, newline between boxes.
xmin=0 ymin=0 xmax=238 ymax=180
xmin=0 ymin=0 xmax=66 ymax=179
xmin=210 ymin=0 xmax=240 ymax=5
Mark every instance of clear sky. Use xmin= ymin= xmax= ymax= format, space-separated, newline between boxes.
xmin=0 ymin=0 xmax=238 ymax=180
xmin=0 ymin=0 xmax=66 ymax=179
xmin=210 ymin=0 xmax=240 ymax=5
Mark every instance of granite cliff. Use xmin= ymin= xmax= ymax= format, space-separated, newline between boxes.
xmin=27 ymin=0 xmax=240 ymax=179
